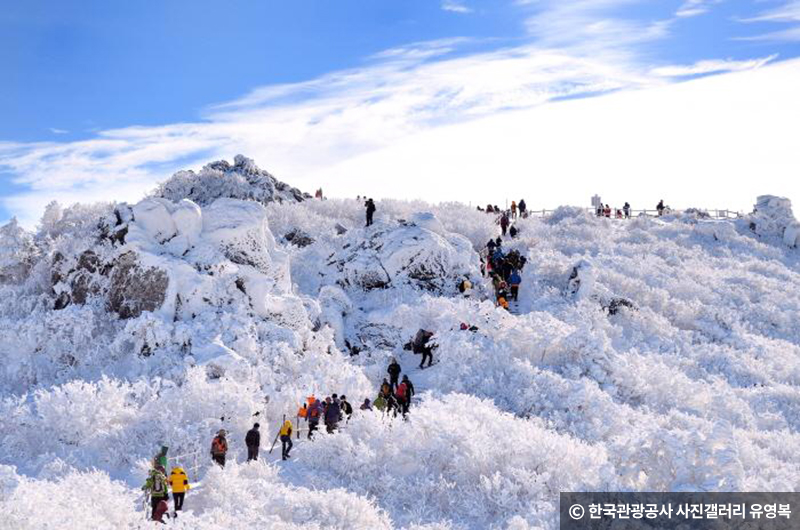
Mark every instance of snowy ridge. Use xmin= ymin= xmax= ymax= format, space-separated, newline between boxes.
xmin=1 ymin=158 xmax=800 ymax=529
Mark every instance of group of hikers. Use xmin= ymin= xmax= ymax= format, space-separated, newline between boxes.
xmin=479 ymin=198 xmax=528 ymax=219
xmin=370 ymin=358 xmax=417 ymax=416
xmin=595 ymin=200 xmax=670 ymax=218
xmin=483 ymin=237 xmax=526 ymax=311
xmin=141 ymin=447 xmax=191 ymax=523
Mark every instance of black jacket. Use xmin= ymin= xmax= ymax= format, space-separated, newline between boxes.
xmin=387 ymin=362 xmax=401 ymax=378
xmin=245 ymin=428 xmax=260 ymax=448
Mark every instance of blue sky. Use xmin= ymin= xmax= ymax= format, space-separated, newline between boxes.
xmin=2 ymin=0 xmax=800 ymax=225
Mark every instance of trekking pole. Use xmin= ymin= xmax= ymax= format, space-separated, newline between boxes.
xmin=269 ymin=414 xmax=285 ymax=454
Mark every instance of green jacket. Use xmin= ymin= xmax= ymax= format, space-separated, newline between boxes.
xmin=142 ymin=470 xmax=168 ymax=499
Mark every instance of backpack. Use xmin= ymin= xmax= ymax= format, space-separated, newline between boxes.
xmin=396 ymin=383 xmax=407 ymax=399
xmin=151 ymin=473 xmax=166 ymax=496
xmin=212 ymin=436 xmax=227 ymax=455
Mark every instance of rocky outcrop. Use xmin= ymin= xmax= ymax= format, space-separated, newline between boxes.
xmin=107 ymin=252 xmax=169 ymax=319
xmin=154 ymin=155 xmax=310 ymax=207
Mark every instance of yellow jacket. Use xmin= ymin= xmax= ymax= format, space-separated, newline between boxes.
xmin=168 ymin=467 xmax=190 ymax=493
xmin=279 ymin=420 xmax=293 ymax=437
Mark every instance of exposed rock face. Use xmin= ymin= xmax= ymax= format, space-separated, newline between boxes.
xmin=284 ymin=229 xmax=315 ymax=248
xmin=107 ymin=252 xmax=169 ymax=319
xmin=154 ymin=155 xmax=310 ymax=207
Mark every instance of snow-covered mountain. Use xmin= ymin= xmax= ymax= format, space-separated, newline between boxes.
xmin=2 ymin=157 xmax=800 ymax=529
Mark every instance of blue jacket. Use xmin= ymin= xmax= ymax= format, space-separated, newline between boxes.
xmin=509 ymin=272 xmax=521 ymax=285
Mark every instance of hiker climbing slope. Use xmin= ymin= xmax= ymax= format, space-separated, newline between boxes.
xmin=142 ymin=466 xmax=169 ymax=520
xmin=279 ymin=419 xmax=293 ymax=460
xmin=210 ymin=429 xmax=228 ymax=467
xmin=245 ymin=423 xmax=261 ymax=462
xmin=168 ymin=466 xmax=190 ymax=513
xmin=387 ymin=358 xmax=401 ymax=391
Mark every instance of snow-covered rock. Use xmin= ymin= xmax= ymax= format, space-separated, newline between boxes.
xmin=4 ymin=157 xmax=800 ymax=529
xmin=155 ymin=154 xmax=309 ymax=206
xmin=749 ymin=195 xmax=800 ymax=247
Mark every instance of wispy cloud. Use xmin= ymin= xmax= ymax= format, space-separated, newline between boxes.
xmin=48 ymin=128 xmax=69 ymax=135
xmin=1 ymin=39 xmax=667 ymax=226
xmin=441 ymin=1 xmax=473 ymax=14
xmin=738 ymin=0 xmax=800 ymax=41
xmin=675 ymin=0 xmax=720 ymax=18
xmin=651 ymin=54 xmax=777 ymax=77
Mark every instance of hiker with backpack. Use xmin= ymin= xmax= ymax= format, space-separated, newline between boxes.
xmin=142 ymin=466 xmax=169 ymax=521
xmin=623 ymin=202 xmax=631 ymax=218
xmin=500 ymin=213 xmax=509 ymax=236
xmin=656 ymin=200 xmax=665 ymax=216
xmin=365 ymin=198 xmax=376 ymax=227
xmin=387 ymin=358 xmax=402 ymax=391
xmin=518 ymin=199 xmax=527 ymax=217
xmin=168 ymin=467 xmax=190 ymax=514
xmin=509 ymin=270 xmax=521 ymax=301
xmin=279 ymin=419 xmax=293 ymax=460
xmin=307 ymin=399 xmax=323 ymax=439
xmin=413 ymin=329 xmax=435 ymax=369
xmin=399 ymin=374 xmax=415 ymax=414
xmin=245 ymin=423 xmax=261 ymax=461
xmin=340 ymin=395 xmax=353 ymax=420
xmin=511 ymin=201 xmax=517 ymax=220
xmin=395 ymin=379 xmax=410 ymax=417
xmin=325 ymin=396 xmax=341 ymax=433
xmin=210 ymin=430 xmax=228 ymax=468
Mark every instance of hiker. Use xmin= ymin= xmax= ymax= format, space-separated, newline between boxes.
xmin=414 ymin=330 xmax=434 ymax=369
xmin=395 ymin=379 xmax=410 ymax=416
xmin=142 ymin=466 xmax=169 ymax=521
xmin=325 ymin=396 xmax=341 ymax=433
xmin=498 ymin=296 xmax=510 ymax=311
xmin=511 ymin=201 xmax=517 ymax=219
xmin=656 ymin=200 xmax=665 ymax=216
xmin=210 ymin=430 xmax=228 ymax=467
xmin=373 ymin=393 xmax=386 ymax=412
xmin=509 ymin=225 xmax=518 ymax=238
xmin=487 ymin=239 xmax=496 ymax=255
xmin=604 ymin=204 xmax=611 ymax=217
xmin=518 ymin=199 xmax=527 ymax=217
xmin=616 ymin=209 xmax=623 ymax=219
xmin=168 ymin=467 xmax=190 ymax=513
xmin=496 ymin=281 xmax=509 ymax=303
xmin=152 ymin=446 xmax=168 ymax=470
xmin=360 ymin=398 xmax=373 ymax=411
xmin=509 ymin=270 xmax=521 ymax=301
xmin=365 ymin=198 xmax=376 ymax=227
xmin=307 ymin=399 xmax=322 ymax=439
xmin=380 ymin=378 xmax=392 ymax=398
xmin=387 ymin=358 xmax=402 ymax=391
xmin=500 ymin=213 xmax=509 ymax=236
xmin=153 ymin=499 xmax=169 ymax=524
xmin=340 ymin=395 xmax=353 ymax=420
xmin=400 ymin=374 xmax=415 ymax=413
xmin=623 ymin=202 xmax=631 ymax=218
xmin=279 ymin=419 xmax=293 ymax=460
xmin=486 ymin=204 xmax=493 ymax=213
xmin=245 ymin=423 xmax=261 ymax=462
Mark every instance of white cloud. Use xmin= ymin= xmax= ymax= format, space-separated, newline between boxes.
xmin=441 ymin=1 xmax=473 ymax=14
xmin=651 ymin=54 xmax=777 ymax=77
xmin=0 ymin=42 xmax=662 ymax=227
xmin=520 ymin=0 xmax=674 ymax=55
xmin=675 ymin=0 xmax=720 ymax=18
xmin=48 ymin=128 xmax=69 ymax=135
xmin=1 ymin=36 xmax=798 ymax=228
xmin=738 ymin=1 xmax=800 ymax=41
